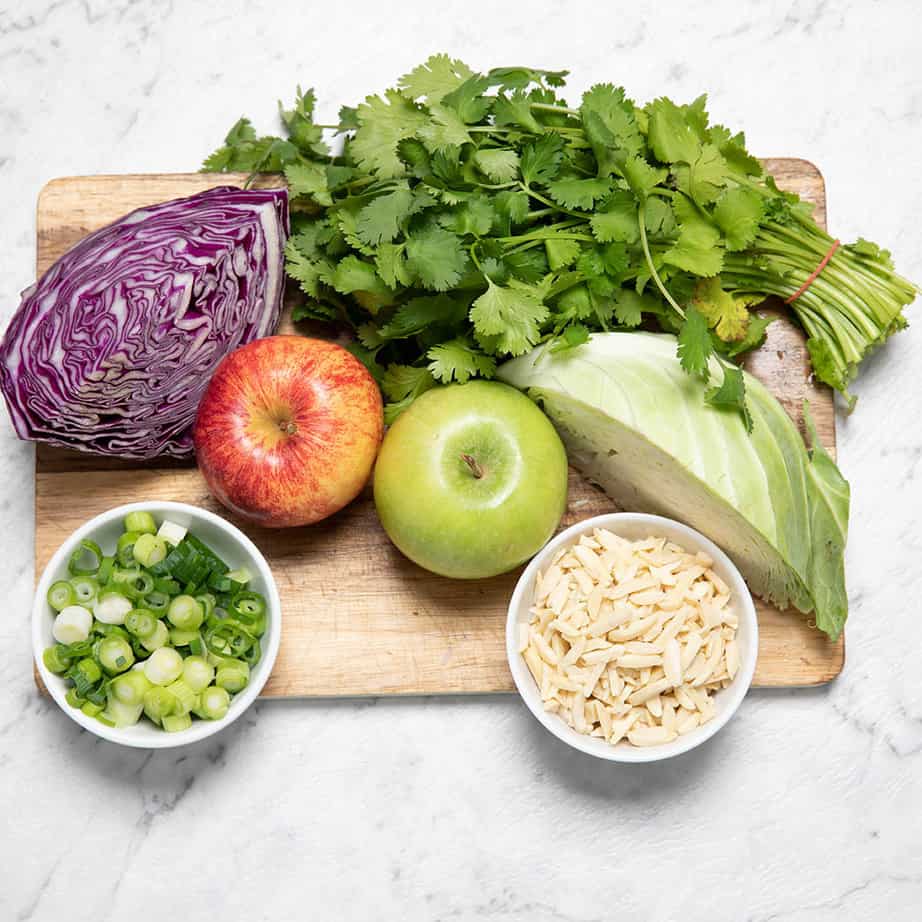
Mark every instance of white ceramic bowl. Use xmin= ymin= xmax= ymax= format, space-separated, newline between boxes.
xmin=33 ymin=501 xmax=281 ymax=749
xmin=507 ymin=513 xmax=758 ymax=763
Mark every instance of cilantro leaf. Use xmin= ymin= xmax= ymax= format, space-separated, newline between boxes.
xmin=405 ymin=227 xmax=468 ymax=290
xmin=621 ymin=156 xmax=667 ymax=199
xmin=398 ymin=54 xmax=474 ymax=103
xmin=664 ymin=195 xmax=724 ymax=276
xmin=417 ymin=104 xmax=472 ymax=153
xmin=590 ymin=190 xmax=639 ymax=243
xmin=351 ymin=90 xmax=428 ymax=178
xmin=520 ymin=133 xmax=564 ymax=185
xmin=377 ymin=295 xmax=466 ymax=340
xmin=706 ymin=362 xmax=752 ymax=432
xmin=374 ymin=243 xmax=414 ymax=289
xmin=279 ymin=86 xmax=329 ymax=158
xmin=493 ymin=90 xmax=543 ymax=132
xmin=545 ymin=238 xmax=581 ymax=270
xmin=546 ymin=176 xmax=612 ymax=209
xmin=613 ymin=289 xmax=660 ymax=327
xmin=580 ymin=84 xmax=643 ymax=172
xmin=691 ymin=276 xmax=750 ymax=341
xmin=492 ymin=190 xmax=530 ymax=231
xmin=440 ymin=199 xmax=495 ymax=237
xmin=473 ymin=148 xmax=521 ymax=182
xmin=382 ymin=363 xmax=435 ymax=401
xmin=677 ymin=306 xmax=713 ymax=379
xmin=285 ymin=237 xmax=332 ymax=298
xmin=725 ymin=310 xmax=774 ymax=357
xmin=550 ymin=323 xmax=591 ymax=352
xmin=646 ymin=97 xmax=700 ymax=164
xmin=427 ymin=337 xmax=497 ymax=383
xmin=328 ymin=256 xmax=392 ymax=301
xmin=355 ymin=187 xmax=420 ymax=245
xmin=713 ymin=187 xmax=765 ymax=251
xmin=469 ymin=278 xmax=549 ymax=356
xmin=285 ymin=162 xmax=333 ymax=206
xmin=673 ymin=143 xmax=728 ymax=205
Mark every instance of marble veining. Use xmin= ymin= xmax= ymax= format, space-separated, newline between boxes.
xmin=2 ymin=0 xmax=922 ymax=919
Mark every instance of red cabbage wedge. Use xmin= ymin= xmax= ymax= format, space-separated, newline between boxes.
xmin=498 ymin=332 xmax=849 ymax=639
xmin=0 ymin=186 xmax=288 ymax=459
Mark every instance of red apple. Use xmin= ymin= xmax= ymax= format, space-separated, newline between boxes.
xmin=194 ymin=335 xmax=383 ymax=527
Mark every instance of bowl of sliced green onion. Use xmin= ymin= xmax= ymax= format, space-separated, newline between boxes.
xmin=33 ymin=501 xmax=281 ymax=748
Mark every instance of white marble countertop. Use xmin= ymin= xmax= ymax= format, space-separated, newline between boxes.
xmin=3 ymin=1 xmax=922 ymax=919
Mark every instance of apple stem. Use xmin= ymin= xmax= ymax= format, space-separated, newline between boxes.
xmin=460 ymin=453 xmax=484 ymax=480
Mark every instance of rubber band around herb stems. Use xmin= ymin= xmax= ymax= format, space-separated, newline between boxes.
xmin=784 ymin=239 xmax=841 ymax=304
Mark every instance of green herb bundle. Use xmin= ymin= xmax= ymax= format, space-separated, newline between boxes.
xmin=205 ymin=55 xmax=916 ymax=424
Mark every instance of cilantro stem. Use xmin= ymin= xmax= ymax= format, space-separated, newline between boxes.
xmin=637 ymin=200 xmax=685 ymax=319
xmin=528 ymin=102 xmax=580 ymax=118
xmin=521 ymin=185 xmax=591 ymax=219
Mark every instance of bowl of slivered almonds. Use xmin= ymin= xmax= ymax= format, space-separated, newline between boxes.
xmin=506 ymin=513 xmax=758 ymax=763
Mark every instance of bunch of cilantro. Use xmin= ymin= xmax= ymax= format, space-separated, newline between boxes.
xmin=205 ymin=55 xmax=915 ymax=423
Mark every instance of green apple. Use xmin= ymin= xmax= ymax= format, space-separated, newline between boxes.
xmin=373 ymin=381 xmax=568 ymax=579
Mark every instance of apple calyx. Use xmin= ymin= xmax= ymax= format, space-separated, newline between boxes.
xmin=460 ymin=453 xmax=485 ymax=480
xmin=279 ymin=419 xmax=298 ymax=436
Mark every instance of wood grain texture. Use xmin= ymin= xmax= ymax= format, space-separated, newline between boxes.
xmin=32 ymin=163 xmax=844 ymax=696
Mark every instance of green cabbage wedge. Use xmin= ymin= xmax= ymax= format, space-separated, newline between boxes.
xmin=498 ymin=333 xmax=849 ymax=639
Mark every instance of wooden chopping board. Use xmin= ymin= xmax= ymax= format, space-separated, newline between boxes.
xmin=33 ymin=162 xmax=844 ymax=696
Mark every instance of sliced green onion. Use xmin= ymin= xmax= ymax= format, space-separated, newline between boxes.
xmin=169 ymin=628 xmax=199 ymax=646
xmin=65 ymin=687 xmax=85 ymax=708
xmin=85 ymin=682 xmax=109 ymax=707
xmin=139 ymin=620 xmax=170 ymax=652
xmin=96 ymin=555 xmax=115 ymax=586
xmin=93 ymin=591 xmax=132 ymax=625
xmin=93 ymin=622 xmax=130 ymax=640
xmin=196 ymin=685 xmax=230 ymax=720
xmin=153 ymin=577 xmax=180 ymax=595
xmin=195 ymin=593 xmax=216 ymax=618
xmin=142 ymin=590 xmax=170 ymax=615
xmin=97 ymin=636 xmax=134 ymax=674
xmin=215 ymin=658 xmax=250 ymax=694
xmin=125 ymin=608 xmax=157 ymax=639
xmin=133 ymin=533 xmax=168 ymax=568
xmin=181 ymin=655 xmax=214 ymax=693
xmin=75 ymin=657 xmax=102 ymax=685
xmin=111 ymin=568 xmax=155 ymax=600
xmin=243 ymin=637 xmax=262 ymax=667
xmin=124 ymin=511 xmax=157 ymax=535
xmin=103 ymin=697 xmax=144 ymax=727
xmin=157 ymin=520 xmax=187 ymax=547
xmin=208 ymin=575 xmax=232 ymax=593
xmin=165 ymin=679 xmax=197 ymax=715
xmin=69 ymin=575 xmax=100 ymax=605
xmin=42 ymin=645 xmax=71 ymax=674
xmin=52 ymin=605 xmax=93 ymax=644
xmin=116 ymin=531 xmax=142 ymax=567
xmin=167 ymin=595 xmax=204 ymax=631
xmin=226 ymin=567 xmax=252 ymax=587
xmin=189 ymin=635 xmax=204 ymax=657
xmin=162 ymin=713 xmax=192 ymax=733
xmin=143 ymin=646 xmax=183 ymax=686
xmin=109 ymin=670 xmax=151 ymax=707
xmin=68 ymin=539 xmax=103 ymax=576
xmin=204 ymin=621 xmax=255 ymax=659
xmin=231 ymin=591 xmax=267 ymax=637
xmin=47 ymin=580 xmax=77 ymax=612
xmin=142 ymin=687 xmax=175 ymax=725
xmin=80 ymin=700 xmax=104 ymax=718
xmin=58 ymin=638 xmax=94 ymax=660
